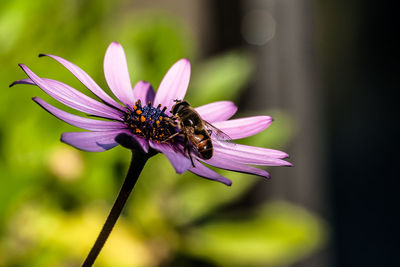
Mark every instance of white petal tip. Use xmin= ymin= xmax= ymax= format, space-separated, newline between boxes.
xmin=138 ymin=80 xmax=150 ymax=86
xmin=110 ymin=41 xmax=121 ymax=46
xmin=179 ymin=58 xmax=190 ymax=64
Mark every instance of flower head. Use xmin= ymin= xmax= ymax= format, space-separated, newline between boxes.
xmin=11 ymin=42 xmax=291 ymax=186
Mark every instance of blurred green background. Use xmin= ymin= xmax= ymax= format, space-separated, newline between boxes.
xmin=0 ymin=0 xmax=328 ymax=266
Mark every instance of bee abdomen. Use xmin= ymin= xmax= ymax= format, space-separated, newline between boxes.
xmin=198 ymin=139 xmax=213 ymax=159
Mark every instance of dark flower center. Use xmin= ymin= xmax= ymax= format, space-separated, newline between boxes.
xmin=123 ymin=100 xmax=176 ymax=142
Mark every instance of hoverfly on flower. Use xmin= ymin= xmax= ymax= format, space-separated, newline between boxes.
xmin=165 ymin=99 xmax=234 ymax=167
xmin=11 ymin=42 xmax=291 ymax=186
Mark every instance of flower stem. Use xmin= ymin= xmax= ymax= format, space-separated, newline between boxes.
xmin=82 ymin=151 xmax=149 ymax=267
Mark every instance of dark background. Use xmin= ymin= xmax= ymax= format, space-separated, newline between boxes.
xmin=208 ymin=0 xmax=398 ymax=266
xmin=0 ymin=0 xmax=398 ymax=266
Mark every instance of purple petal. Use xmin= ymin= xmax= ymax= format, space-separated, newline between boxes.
xmin=133 ymin=136 xmax=149 ymax=153
xmin=201 ymin=156 xmax=271 ymax=179
xmin=133 ymin=81 xmax=155 ymax=104
xmin=213 ymin=144 xmax=292 ymax=166
xmin=61 ymin=130 xmax=126 ymax=152
xmin=212 ymin=116 xmax=273 ymax=139
xmin=189 ymin=161 xmax=232 ymax=186
xmin=149 ymin=141 xmax=192 ymax=174
xmin=104 ymin=42 xmax=135 ymax=107
xmin=114 ymin=132 xmax=149 ymax=153
xmin=39 ymin=54 xmax=123 ymax=111
xmin=33 ymin=97 xmax=125 ymax=131
xmin=195 ymin=101 xmax=237 ymax=122
xmin=12 ymin=77 xmax=123 ymax=121
xmin=215 ymin=142 xmax=289 ymax=159
xmin=154 ymin=59 xmax=190 ymax=114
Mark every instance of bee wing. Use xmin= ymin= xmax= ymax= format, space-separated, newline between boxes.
xmin=203 ymin=121 xmax=236 ymax=147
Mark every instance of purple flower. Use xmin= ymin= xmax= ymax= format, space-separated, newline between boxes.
xmin=11 ymin=42 xmax=291 ymax=186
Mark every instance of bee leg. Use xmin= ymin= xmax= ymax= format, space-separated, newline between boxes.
xmin=161 ymin=131 xmax=180 ymax=143
xmin=207 ymin=129 xmax=212 ymax=135
xmin=188 ymin=152 xmax=195 ymax=168
xmin=182 ymin=135 xmax=195 ymax=167
xmin=165 ymin=117 xmax=178 ymax=127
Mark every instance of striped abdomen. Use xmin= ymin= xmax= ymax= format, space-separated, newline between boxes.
xmin=190 ymin=129 xmax=213 ymax=159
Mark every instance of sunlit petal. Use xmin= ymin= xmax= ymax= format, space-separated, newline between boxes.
xmin=195 ymin=101 xmax=237 ymax=122
xmin=154 ymin=59 xmax=190 ymax=113
xmin=104 ymin=42 xmax=135 ymax=107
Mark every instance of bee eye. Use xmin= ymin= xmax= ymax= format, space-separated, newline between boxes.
xmin=172 ymin=103 xmax=182 ymax=114
xmin=171 ymin=105 xmax=177 ymax=115
xmin=177 ymin=105 xmax=183 ymax=113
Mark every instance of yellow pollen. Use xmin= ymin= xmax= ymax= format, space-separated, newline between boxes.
xmin=140 ymin=116 xmax=146 ymax=122
xmin=136 ymin=110 xmax=142 ymax=115
xmin=159 ymin=116 xmax=163 ymax=121
xmin=133 ymin=105 xmax=137 ymax=110
xmin=156 ymin=120 xmax=160 ymax=125
xmin=136 ymin=128 xmax=142 ymax=133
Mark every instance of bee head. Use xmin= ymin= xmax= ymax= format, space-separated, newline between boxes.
xmin=171 ymin=100 xmax=190 ymax=115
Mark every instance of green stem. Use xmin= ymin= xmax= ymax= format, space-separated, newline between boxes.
xmin=82 ymin=151 xmax=149 ymax=267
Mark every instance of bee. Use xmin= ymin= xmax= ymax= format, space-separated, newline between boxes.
xmin=165 ymin=100 xmax=232 ymax=166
